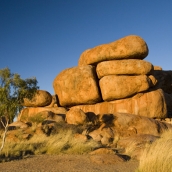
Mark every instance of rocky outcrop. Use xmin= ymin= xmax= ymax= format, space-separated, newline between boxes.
xmin=83 ymin=112 xmax=172 ymax=148
xmin=53 ymin=65 xmax=101 ymax=106
xmin=23 ymin=90 xmax=52 ymax=107
xmin=78 ymin=35 xmax=149 ymax=66
xmin=14 ymin=35 xmax=172 ymax=161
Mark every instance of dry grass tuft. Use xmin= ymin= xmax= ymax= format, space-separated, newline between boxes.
xmin=0 ymin=123 xmax=101 ymax=162
xmin=136 ymin=130 xmax=172 ymax=172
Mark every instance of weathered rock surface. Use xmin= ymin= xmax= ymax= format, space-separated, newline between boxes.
xmin=112 ymin=113 xmax=171 ymax=137
xmin=78 ymin=35 xmax=148 ymax=66
xmin=72 ymin=89 xmax=167 ymax=118
xmin=89 ymin=127 xmax=114 ymax=145
xmin=96 ymin=59 xmax=153 ymax=79
xmin=65 ymin=108 xmax=88 ymax=125
xmin=53 ymin=65 xmax=101 ymax=106
xmin=18 ymin=107 xmax=67 ymax=123
xmin=99 ymin=75 xmax=151 ymax=101
xmin=23 ymin=90 xmax=52 ymax=107
xmin=86 ymin=112 xmax=171 ymax=146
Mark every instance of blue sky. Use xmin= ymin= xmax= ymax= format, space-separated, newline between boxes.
xmin=1 ymin=0 xmax=172 ymax=94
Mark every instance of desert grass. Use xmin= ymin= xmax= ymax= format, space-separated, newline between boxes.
xmin=0 ymin=123 xmax=101 ymax=162
xmin=136 ymin=130 xmax=172 ymax=172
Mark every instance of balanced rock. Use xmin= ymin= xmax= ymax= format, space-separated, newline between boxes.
xmin=72 ymin=89 xmax=167 ymax=118
xmin=96 ymin=59 xmax=153 ymax=79
xmin=99 ymin=75 xmax=151 ymax=101
xmin=78 ymin=35 xmax=148 ymax=66
xmin=53 ymin=65 xmax=101 ymax=106
xmin=23 ymin=90 xmax=52 ymax=107
xmin=65 ymin=108 xmax=88 ymax=125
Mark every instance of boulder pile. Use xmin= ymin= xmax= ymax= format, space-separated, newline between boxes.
xmin=6 ymin=35 xmax=172 ymax=160
xmin=53 ymin=35 xmax=167 ymax=119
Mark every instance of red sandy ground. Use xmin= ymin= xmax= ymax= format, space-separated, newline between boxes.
xmin=0 ymin=154 xmax=139 ymax=172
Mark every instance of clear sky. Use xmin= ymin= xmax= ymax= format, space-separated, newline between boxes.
xmin=1 ymin=0 xmax=172 ymax=94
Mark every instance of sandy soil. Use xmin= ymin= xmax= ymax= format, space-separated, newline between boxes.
xmin=0 ymin=154 xmax=139 ymax=172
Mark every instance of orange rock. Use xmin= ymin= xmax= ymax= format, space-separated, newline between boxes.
xmin=65 ymin=108 xmax=88 ymax=125
xmin=148 ymin=75 xmax=157 ymax=87
xmin=23 ymin=90 xmax=52 ymax=107
xmin=89 ymin=148 xmax=116 ymax=155
xmin=154 ymin=66 xmax=162 ymax=70
xmin=112 ymin=113 xmax=172 ymax=137
xmin=99 ymin=75 xmax=151 ymax=101
xmin=78 ymin=35 xmax=148 ymax=66
xmin=96 ymin=59 xmax=153 ymax=79
xmin=72 ymin=89 xmax=167 ymax=119
xmin=18 ymin=107 xmax=67 ymax=123
xmin=53 ymin=65 xmax=101 ymax=106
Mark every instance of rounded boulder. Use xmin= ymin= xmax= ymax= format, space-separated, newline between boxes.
xmin=23 ymin=90 xmax=52 ymax=107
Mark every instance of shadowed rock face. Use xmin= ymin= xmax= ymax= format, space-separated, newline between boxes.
xmin=153 ymin=70 xmax=172 ymax=94
xmin=53 ymin=65 xmax=101 ymax=107
xmin=78 ymin=35 xmax=149 ymax=66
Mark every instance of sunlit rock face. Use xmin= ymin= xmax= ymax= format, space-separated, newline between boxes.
xmin=72 ymin=89 xmax=167 ymax=119
xmin=53 ymin=65 xmax=101 ymax=107
xmin=78 ymin=35 xmax=149 ymax=66
xmin=99 ymin=75 xmax=151 ymax=101
xmin=96 ymin=59 xmax=153 ymax=79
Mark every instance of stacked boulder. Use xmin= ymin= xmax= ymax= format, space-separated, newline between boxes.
xmin=18 ymin=90 xmax=67 ymax=124
xmin=53 ymin=35 xmax=167 ymax=119
xmin=12 ymin=35 xmax=172 ymax=160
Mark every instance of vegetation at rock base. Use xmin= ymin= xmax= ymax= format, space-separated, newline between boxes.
xmin=0 ymin=123 xmax=101 ymax=162
xmin=0 ymin=67 xmax=39 ymax=123
xmin=136 ymin=130 xmax=172 ymax=172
